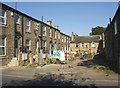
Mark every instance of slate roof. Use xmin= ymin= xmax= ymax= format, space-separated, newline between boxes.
xmin=71 ymin=35 xmax=100 ymax=43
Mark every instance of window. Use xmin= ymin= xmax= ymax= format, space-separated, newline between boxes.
xmin=75 ymin=44 xmax=79 ymax=48
xmin=44 ymin=41 xmax=46 ymax=48
xmin=37 ymin=23 xmax=39 ymax=27
xmin=44 ymin=41 xmax=47 ymax=48
xmin=62 ymin=46 xmax=64 ymax=50
xmin=11 ymin=12 xmax=14 ymax=16
xmin=69 ymin=38 xmax=70 ymax=43
xmin=36 ymin=41 xmax=39 ymax=53
xmin=26 ymin=39 xmax=31 ymax=52
xmin=67 ymin=37 xmax=69 ymax=41
xmin=58 ymin=33 xmax=60 ymax=39
xmin=91 ymin=42 xmax=95 ymax=48
xmin=26 ymin=19 xmax=30 ymax=32
xmin=43 ymin=41 xmax=47 ymax=52
xmin=81 ymin=43 xmax=84 ymax=47
xmin=99 ymin=35 xmax=102 ymax=40
xmin=55 ymin=31 xmax=57 ymax=38
xmin=114 ymin=21 xmax=117 ymax=35
xmin=49 ymin=28 xmax=52 ymax=37
xmin=62 ymin=36 xmax=64 ymax=42
xmin=49 ymin=43 xmax=52 ymax=50
xmin=64 ymin=45 xmax=66 ymax=51
xmin=15 ymin=14 xmax=20 ymax=24
xmin=55 ymin=44 xmax=57 ymax=50
xmin=34 ymin=23 xmax=39 ymax=30
xmin=66 ymin=37 xmax=68 ymax=44
xmin=86 ymin=44 xmax=88 ymax=48
xmin=92 ymin=52 xmax=95 ymax=56
xmin=0 ymin=9 xmax=6 ymax=25
xmin=0 ymin=37 xmax=6 ymax=56
xmin=43 ymin=26 xmax=46 ymax=36
xmin=64 ymin=37 xmax=66 ymax=43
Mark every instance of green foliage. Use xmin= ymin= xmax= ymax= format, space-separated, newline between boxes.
xmin=86 ymin=53 xmax=92 ymax=59
xmin=68 ymin=58 xmax=76 ymax=61
xmin=97 ymin=66 xmax=116 ymax=74
xmin=27 ymin=63 xmax=39 ymax=68
xmin=104 ymin=69 xmax=115 ymax=74
xmin=90 ymin=26 xmax=106 ymax=35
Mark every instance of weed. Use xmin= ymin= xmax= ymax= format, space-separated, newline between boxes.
xmin=97 ymin=66 xmax=116 ymax=74
xmin=68 ymin=58 xmax=76 ymax=61
xmin=27 ymin=63 xmax=40 ymax=68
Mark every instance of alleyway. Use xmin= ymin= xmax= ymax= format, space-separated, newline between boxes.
xmin=1 ymin=58 xmax=119 ymax=87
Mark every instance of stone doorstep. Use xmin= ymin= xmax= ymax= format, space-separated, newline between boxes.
xmin=7 ymin=59 xmax=19 ymax=67
xmin=0 ymin=66 xmax=8 ymax=69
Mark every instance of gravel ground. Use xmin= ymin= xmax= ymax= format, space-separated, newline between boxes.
xmin=2 ymin=58 xmax=119 ymax=87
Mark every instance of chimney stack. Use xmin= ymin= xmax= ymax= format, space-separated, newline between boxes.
xmin=109 ymin=18 xmax=112 ymax=23
xmin=54 ymin=25 xmax=59 ymax=29
xmin=71 ymin=32 xmax=74 ymax=41
xmin=47 ymin=20 xmax=52 ymax=26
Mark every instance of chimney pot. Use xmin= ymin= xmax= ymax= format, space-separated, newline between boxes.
xmin=47 ymin=20 xmax=52 ymax=26
xmin=54 ymin=25 xmax=59 ymax=29
xmin=109 ymin=18 xmax=112 ymax=23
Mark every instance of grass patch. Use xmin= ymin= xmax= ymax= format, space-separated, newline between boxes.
xmin=68 ymin=58 xmax=76 ymax=61
xmin=104 ymin=69 xmax=115 ymax=74
xmin=87 ymin=58 xmax=92 ymax=60
xmin=86 ymin=53 xmax=92 ymax=59
xmin=27 ymin=63 xmax=40 ymax=68
xmin=97 ymin=66 xmax=116 ymax=74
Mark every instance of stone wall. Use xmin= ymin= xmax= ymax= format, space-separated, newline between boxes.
xmin=104 ymin=6 xmax=120 ymax=72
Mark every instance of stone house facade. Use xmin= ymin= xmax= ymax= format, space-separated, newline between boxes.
xmin=70 ymin=32 xmax=101 ymax=57
xmin=0 ymin=3 xmax=71 ymax=65
xmin=104 ymin=5 xmax=120 ymax=72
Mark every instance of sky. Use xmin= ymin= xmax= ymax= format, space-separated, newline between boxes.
xmin=3 ymin=2 xmax=119 ymax=36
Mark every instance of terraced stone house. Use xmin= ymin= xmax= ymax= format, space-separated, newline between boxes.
xmin=0 ymin=3 xmax=71 ymax=65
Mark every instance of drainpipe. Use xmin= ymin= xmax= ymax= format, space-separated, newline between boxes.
xmin=22 ymin=15 xmax=24 ymax=53
xmin=14 ymin=2 xmax=18 ymax=57
xmin=41 ymin=16 xmax=43 ymax=50
xmin=40 ymin=16 xmax=43 ymax=65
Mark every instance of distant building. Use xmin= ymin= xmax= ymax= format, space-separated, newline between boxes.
xmin=70 ymin=32 xmax=101 ymax=57
xmin=104 ymin=5 xmax=120 ymax=72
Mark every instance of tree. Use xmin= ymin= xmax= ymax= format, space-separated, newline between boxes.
xmin=89 ymin=26 xmax=106 ymax=35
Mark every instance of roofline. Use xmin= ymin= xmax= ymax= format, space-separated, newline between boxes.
xmin=111 ymin=4 xmax=120 ymax=25
xmin=105 ymin=23 xmax=110 ymax=33
xmin=70 ymin=41 xmax=99 ymax=43
xmin=1 ymin=2 xmax=61 ymax=32
xmin=76 ymin=35 xmax=100 ymax=38
xmin=60 ymin=32 xmax=71 ymax=37
xmin=105 ymin=4 xmax=120 ymax=33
